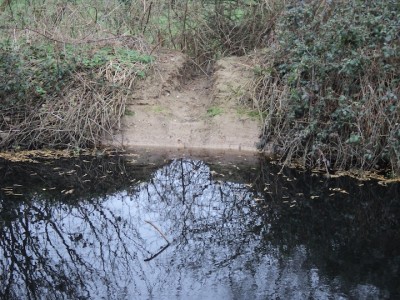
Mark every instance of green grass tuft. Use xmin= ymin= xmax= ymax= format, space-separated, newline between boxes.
xmin=207 ymin=106 xmax=223 ymax=117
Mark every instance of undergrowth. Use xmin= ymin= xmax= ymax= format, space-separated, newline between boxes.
xmin=153 ymin=0 xmax=285 ymax=65
xmin=1 ymin=0 xmax=399 ymax=177
xmin=255 ymin=0 xmax=400 ymax=175
xmin=0 ymin=39 xmax=152 ymax=149
xmin=0 ymin=0 xmax=282 ymax=150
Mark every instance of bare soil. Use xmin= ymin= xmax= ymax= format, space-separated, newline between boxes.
xmin=106 ymin=51 xmax=262 ymax=153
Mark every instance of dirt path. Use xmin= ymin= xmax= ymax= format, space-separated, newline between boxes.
xmin=107 ymin=51 xmax=261 ymax=152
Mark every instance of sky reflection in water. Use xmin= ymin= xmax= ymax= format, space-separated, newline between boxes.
xmin=0 ymin=155 xmax=399 ymax=299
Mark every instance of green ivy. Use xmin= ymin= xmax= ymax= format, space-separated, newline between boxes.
xmin=259 ymin=0 xmax=400 ymax=173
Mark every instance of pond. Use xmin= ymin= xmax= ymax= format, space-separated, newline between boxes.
xmin=0 ymin=150 xmax=399 ymax=299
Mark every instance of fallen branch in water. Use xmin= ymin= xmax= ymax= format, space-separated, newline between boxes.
xmin=144 ymin=244 xmax=170 ymax=262
xmin=144 ymin=220 xmax=170 ymax=262
xmin=144 ymin=220 xmax=170 ymax=244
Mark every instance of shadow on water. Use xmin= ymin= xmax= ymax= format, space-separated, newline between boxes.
xmin=0 ymin=153 xmax=399 ymax=299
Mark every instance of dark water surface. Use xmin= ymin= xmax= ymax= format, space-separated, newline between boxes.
xmin=0 ymin=151 xmax=399 ymax=299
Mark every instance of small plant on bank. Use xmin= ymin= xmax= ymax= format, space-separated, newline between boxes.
xmin=207 ymin=106 xmax=223 ymax=117
xmin=152 ymin=105 xmax=166 ymax=113
xmin=236 ymin=107 xmax=265 ymax=120
xmin=124 ymin=109 xmax=135 ymax=116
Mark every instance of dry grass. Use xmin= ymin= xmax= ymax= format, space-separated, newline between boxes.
xmin=0 ymin=37 xmax=152 ymax=150
xmin=253 ymin=0 xmax=400 ymax=175
xmin=1 ymin=0 xmax=158 ymax=150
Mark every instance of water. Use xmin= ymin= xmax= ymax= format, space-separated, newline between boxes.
xmin=0 ymin=152 xmax=399 ymax=299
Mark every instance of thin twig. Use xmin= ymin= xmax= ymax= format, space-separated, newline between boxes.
xmin=143 ymin=220 xmax=171 ymax=262
xmin=144 ymin=220 xmax=170 ymax=244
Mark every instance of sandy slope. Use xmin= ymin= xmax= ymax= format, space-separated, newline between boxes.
xmin=107 ymin=51 xmax=262 ymax=153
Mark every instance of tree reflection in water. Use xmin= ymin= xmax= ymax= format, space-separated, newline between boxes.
xmin=0 ymin=157 xmax=398 ymax=299
xmin=0 ymin=158 xmax=261 ymax=299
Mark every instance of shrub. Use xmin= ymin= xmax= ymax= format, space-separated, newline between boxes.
xmin=0 ymin=39 xmax=152 ymax=149
xmin=256 ymin=0 xmax=400 ymax=175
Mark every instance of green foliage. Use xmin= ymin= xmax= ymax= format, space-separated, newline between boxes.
xmin=0 ymin=0 xmax=281 ymax=64
xmin=0 ymin=40 xmax=153 ymax=149
xmin=207 ymin=106 xmax=223 ymax=117
xmin=80 ymin=47 xmax=153 ymax=68
xmin=2 ymin=0 xmax=398 ymax=175
xmin=0 ymin=42 xmax=73 ymax=107
xmin=124 ymin=109 xmax=135 ymax=116
xmin=152 ymin=105 xmax=166 ymax=113
xmin=236 ymin=107 xmax=265 ymax=119
xmin=0 ymin=42 xmax=152 ymax=109
xmin=257 ymin=0 xmax=400 ymax=174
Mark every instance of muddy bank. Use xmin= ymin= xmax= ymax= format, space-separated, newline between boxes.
xmin=104 ymin=51 xmax=263 ymax=153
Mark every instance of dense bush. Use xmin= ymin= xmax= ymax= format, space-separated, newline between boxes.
xmin=256 ymin=0 xmax=400 ymax=175
xmin=0 ymin=42 xmax=73 ymax=107
xmin=177 ymin=0 xmax=284 ymax=60
xmin=0 ymin=40 xmax=152 ymax=149
xmin=115 ymin=0 xmax=284 ymax=66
